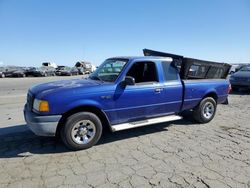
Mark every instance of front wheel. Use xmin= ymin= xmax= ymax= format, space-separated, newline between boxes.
xmin=61 ymin=112 xmax=103 ymax=150
xmin=193 ymin=97 xmax=217 ymax=123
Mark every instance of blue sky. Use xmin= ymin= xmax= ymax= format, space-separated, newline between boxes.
xmin=0 ymin=0 xmax=250 ymax=66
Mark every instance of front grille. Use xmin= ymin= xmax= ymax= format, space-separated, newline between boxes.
xmin=235 ymin=77 xmax=248 ymax=81
xmin=27 ymin=92 xmax=34 ymax=110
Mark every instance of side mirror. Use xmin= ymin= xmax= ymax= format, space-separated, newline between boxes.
xmin=125 ymin=76 xmax=135 ymax=85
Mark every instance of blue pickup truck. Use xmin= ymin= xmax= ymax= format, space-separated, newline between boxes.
xmin=24 ymin=50 xmax=231 ymax=150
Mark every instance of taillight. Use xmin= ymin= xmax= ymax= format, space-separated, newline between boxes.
xmin=228 ymin=84 xmax=232 ymax=93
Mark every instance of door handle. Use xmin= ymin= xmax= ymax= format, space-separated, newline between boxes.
xmin=155 ymin=88 xmax=163 ymax=93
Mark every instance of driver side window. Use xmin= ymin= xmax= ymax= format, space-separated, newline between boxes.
xmin=126 ymin=61 xmax=158 ymax=84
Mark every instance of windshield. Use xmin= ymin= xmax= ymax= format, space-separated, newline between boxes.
xmin=42 ymin=63 xmax=49 ymax=66
xmin=239 ymin=66 xmax=250 ymax=72
xmin=89 ymin=59 xmax=128 ymax=82
xmin=61 ymin=67 xmax=71 ymax=71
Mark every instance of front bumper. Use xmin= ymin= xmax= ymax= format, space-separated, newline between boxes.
xmin=230 ymin=79 xmax=250 ymax=88
xmin=24 ymin=105 xmax=62 ymax=136
xmin=230 ymin=81 xmax=250 ymax=88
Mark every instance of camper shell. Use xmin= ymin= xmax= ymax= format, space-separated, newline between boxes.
xmin=143 ymin=49 xmax=231 ymax=80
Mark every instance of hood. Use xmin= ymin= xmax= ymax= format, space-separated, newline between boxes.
xmin=232 ymin=71 xmax=250 ymax=78
xmin=30 ymin=78 xmax=101 ymax=97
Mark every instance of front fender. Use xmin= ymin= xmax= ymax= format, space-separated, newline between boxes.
xmin=64 ymin=99 xmax=103 ymax=114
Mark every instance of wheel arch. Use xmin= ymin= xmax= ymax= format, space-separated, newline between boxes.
xmin=56 ymin=105 xmax=111 ymax=137
xmin=202 ymin=91 xmax=218 ymax=103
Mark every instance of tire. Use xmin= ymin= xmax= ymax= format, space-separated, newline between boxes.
xmin=193 ymin=97 xmax=217 ymax=123
xmin=60 ymin=112 xmax=103 ymax=150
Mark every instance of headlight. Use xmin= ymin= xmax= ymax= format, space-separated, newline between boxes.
xmin=33 ymin=99 xmax=49 ymax=112
xmin=229 ymin=76 xmax=235 ymax=81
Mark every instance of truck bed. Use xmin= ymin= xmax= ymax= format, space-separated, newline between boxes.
xmin=182 ymin=79 xmax=229 ymax=111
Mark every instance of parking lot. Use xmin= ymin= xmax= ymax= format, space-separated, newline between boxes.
xmin=0 ymin=76 xmax=250 ymax=188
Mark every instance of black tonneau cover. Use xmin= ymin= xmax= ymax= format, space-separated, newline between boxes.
xmin=143 ymin=49 xmax=231 ymax=79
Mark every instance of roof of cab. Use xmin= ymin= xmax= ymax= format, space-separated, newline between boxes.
xmin=107 ymin=56 xmax=173 ymax=62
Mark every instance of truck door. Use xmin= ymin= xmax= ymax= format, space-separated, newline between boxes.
xmin=106 ymin=61 xmax=170 ymax=125
xmin=160 ymin=61 xmax=183 ymax=114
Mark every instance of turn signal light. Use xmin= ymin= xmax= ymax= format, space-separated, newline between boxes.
xmin=39 ymin=101 xmax=49 ymax=112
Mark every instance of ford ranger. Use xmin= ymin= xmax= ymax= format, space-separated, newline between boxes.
xmin=24 ymin=50 xmax=231 ymax=150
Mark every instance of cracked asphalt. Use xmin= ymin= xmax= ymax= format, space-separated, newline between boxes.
xmin=0 ymin=77 xmax=250 ymax=188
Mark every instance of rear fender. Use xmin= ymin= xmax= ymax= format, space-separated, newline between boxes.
xmin=203 ymin=89 xmax=218 ymax=102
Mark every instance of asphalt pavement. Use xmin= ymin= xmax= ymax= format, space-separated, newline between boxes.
xmin=0 ymin=76 xmax=250 ymax=188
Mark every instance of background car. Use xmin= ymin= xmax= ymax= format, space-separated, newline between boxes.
xmin=75 ymin=61 xmax=92 ymax=74
xmin=11 ymin=67 xmax=27 ymax=77
xmin=57 ymin=66 xmax=79 ymax=76
xmin=55 ymin=66 xmax=66 ymax=76
xmin=230 ymin=64 xmax=250 ymax=91
xmin=25 ymin=67 xmax=37 ymax=77
xmin=0 ymin=66 xmax=23 ymax=77
xmin=26 ymin=67 xmax=56 ymax=77
xmin=42 ymin=62 xmax=58 ymax=68
xmin=234 ymin=64 xmax=250 ymax=73
xmin=76 ymin=67 xmax=85 ymax=75
xmin=0 ymin=67 xmax=6 ymax=78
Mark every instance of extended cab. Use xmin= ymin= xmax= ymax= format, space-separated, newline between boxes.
xmin=24 ymin=50 xmax=231 ymax=150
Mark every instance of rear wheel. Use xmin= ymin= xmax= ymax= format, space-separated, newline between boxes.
xmin=61 ymin=112 xmax=103 ymax=150
xmin=193 ymin=97 xmax=217 ymax=123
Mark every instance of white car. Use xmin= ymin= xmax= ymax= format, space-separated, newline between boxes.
xmin=91 ymin=65 xmax=97 ymax=72
xmin=229 ymin=64 xmax=240 ymax=74
xmin=42 ymin=62 xmax=58 ymax=69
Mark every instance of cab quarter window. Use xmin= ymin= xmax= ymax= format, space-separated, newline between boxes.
xmin=161 ymin=61 xmax=178 ymax=81
xmin=126 ymin=61 xmax=158 ymax=83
